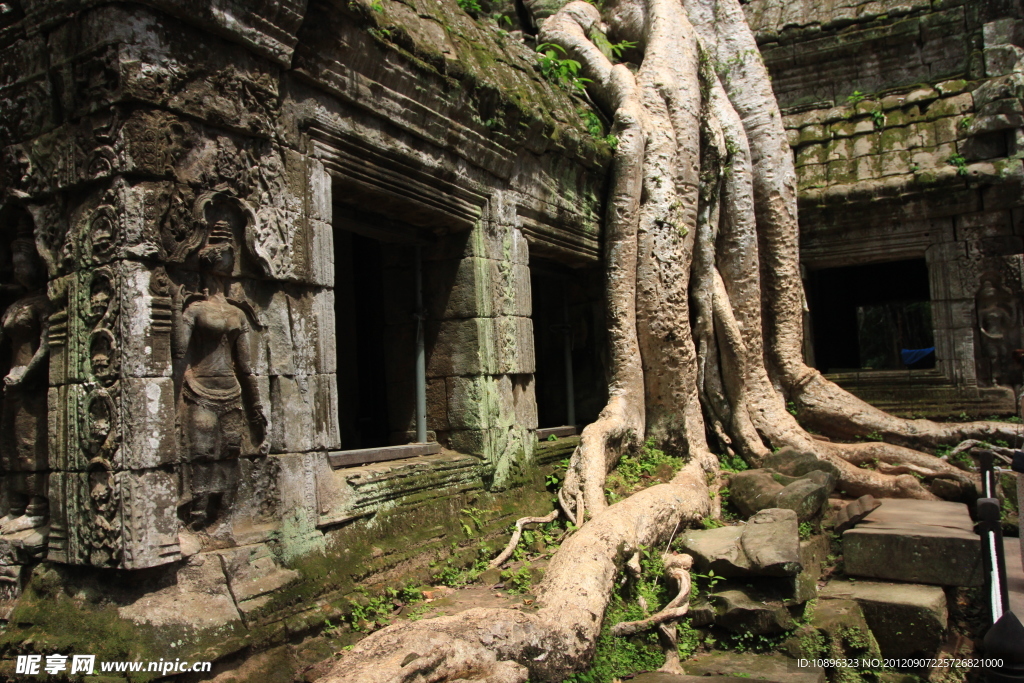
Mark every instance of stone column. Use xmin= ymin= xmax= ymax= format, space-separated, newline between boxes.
xmin=425 ymin=191 xmax=537 ymax=489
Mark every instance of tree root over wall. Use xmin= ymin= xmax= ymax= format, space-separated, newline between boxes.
xmin=318 ymin=0 xmax=1012 ymax=679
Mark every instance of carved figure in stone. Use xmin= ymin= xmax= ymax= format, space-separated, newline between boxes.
xmin=0 ymin=236 xmax=51 ymax=535
xmin=172 ymin=209 xmax=269 ymax=532
xmin=83 ymin=465 xmax=121 ymax=566
xmin=977 ymin=276 xmax=1017 ymax=385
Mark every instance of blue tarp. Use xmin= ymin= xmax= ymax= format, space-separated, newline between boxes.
xmin=901 ymin=347 xmax=935 ymax=366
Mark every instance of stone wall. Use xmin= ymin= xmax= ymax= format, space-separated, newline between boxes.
xmin=745 ymin=0 xmax=1024 ymax=414
xmin=0 ymin=0 xmax=609 ymax=640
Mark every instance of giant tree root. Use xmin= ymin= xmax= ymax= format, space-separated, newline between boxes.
xmin=319 ymin=0 xmax=1018 ymax=674
xmin=611 ymin=553 xmax=692 ymax=637
xmin=488 ymin=510 xmax=560 ymax=569
xmin=318 ymin=462 xmax=714 ymax=683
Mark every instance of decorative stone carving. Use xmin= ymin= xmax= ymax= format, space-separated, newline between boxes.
xmin=172 ymin=193 xmax=270 ymax=532
xmin=976 ymin=272 xmax=1019 ymax=386
xmin=0 ymin=230 xmax=51 ymax=536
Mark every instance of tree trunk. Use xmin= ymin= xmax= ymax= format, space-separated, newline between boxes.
xmin=317 ymin=0 xmax=1001 ymax=678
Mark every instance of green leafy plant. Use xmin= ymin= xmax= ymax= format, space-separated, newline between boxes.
xmin=536 ymin=43 xmax=592 ymax=93
xmin=431 ymin=544 xmax=492 ymax=587
xmin=947 ymin=153 xmax=968 ymax=176
xmin=718 ymin=451 xmax=748 ymax=473
xmin=609 ymin=39 xmax=637 ymax=61
xmin=701 ymin=516 xmax=725 ymax=530
xmin=605 ymin=438 xmax=681 ymax=500
xmin=845 ymin=90 xmax=866 ymax=106
xmin=501 ymin=563 xmax=535 ymax=593
xmin=799 ymin=521 xmax=814 ymax=540
xmin=460 ymin=507 xmax=486 ymax=537
xmin=579 ymin=108 xmax=604 ymax=137
xmin=457 ymin=0 xmax=481 ymax=12
xmin=870 ymin=109 xmax=885 ymax=128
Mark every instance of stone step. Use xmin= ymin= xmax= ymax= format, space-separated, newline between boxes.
xmin=843 ymin=498 xmax=983 ymax=586
xmin=681 ymin=651 xmax=825 ymax=683
xmin=631 ymin=675 xmax=782 ymax=683
xmin=820 ymin=579 xmax=948 ymax=658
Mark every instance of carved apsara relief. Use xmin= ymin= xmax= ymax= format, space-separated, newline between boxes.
xmin=976 ymin=271 xmax=1021 ymax=386
xmin=0 ymin=216 xmax=51 ymax=538
xmin=170 ymin=191 xmax=270 ymax=534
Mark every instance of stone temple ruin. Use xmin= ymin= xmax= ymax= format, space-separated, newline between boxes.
xmin=0 ymin=0 xmax=1021 ymax=672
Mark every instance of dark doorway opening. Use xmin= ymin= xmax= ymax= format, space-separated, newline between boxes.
xmin=334 ymin=230 xmax=391 ymax=449
xmin=807 ymin=258 xmax=935 ymax=373
xmin=531 ymin=258 xmax=606 ymax=430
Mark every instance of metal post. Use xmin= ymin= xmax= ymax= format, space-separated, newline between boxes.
xmin=563 ymin=288 xmax=575 ymax=430
xmin=978 ymin=451 xmax=1010 ymax=622
xmin=415 ymin=246 xmax=427 ymax=444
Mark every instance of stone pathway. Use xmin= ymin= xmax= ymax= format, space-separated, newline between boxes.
xmin=1005 ymin=536 xmax=1024 ymax=619
xmin=842 ymin=499 xmax=982 ymax=586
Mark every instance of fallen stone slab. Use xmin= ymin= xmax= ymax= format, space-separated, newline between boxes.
xmin=833 ymin=495 xmax=880 ymax=534
xmin=782 ymin=598 xmax=880 ymax=662
xmin=763 ymin=448 xmax=841 ymax=486
xmin=742 ymin=509 xmax=803 ymax=576
xmin=711 ymin=588 xmax=796 ymax=635
xmin=820 ymin=579 xmax=948 ymax=658
xmin=677 ymin=509 xmax=801 ymax=578
xmin=843 ymin=499 xmax=982 ymax=586
xmin=684 ymin=651 xmax=825 ymax=683
xmin=631 ymin=675 xmax=757 ymax=683
xmin=730 ymin=468 xmax=833 ymax=522
xmin=678 ymin=525 xmax=750 ymax=576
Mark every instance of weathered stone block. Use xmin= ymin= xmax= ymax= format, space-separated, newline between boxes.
xmin=512 ymin=374 xmax=538 ymax=431
xmin=309 ymin=219 xmax=334 ymax=287
xmin=448 ymin=428 xmax=490 ymax=456
xmin=426 ymin=377 xmax=450 ymax=431
xmin=118 ymin=263 xmax=174 ymax=379
xmin=782 ymin=598 xmax=881 ymax=662
xmin=271 ymin=453 xmax=326 ymax=560
xmin=49 ymin=467 xmax=181 ymax=569
xmin=797 ymin=163 xmax=828 ymax=190
xmin=683 ymin=651 xmax=823 ymax=683
xmin=428 ymin=318 xmax=488 ymax=377
xmin=493 ymin=316 xmax=535 ymax=374
xmin=121 ymin=377 xmax=177 ymax=470
xmin=820 ymin=580 xmax=948 ymax=657
xmin=843 ymin=499 xmax=982 ymax=586
xmin=851 ymin=134 xmax=878 ymax=157
xmin=214 ymin=544 xmax=300 ymax=616
xmin=985 ymin=45 xmax=1024 ymax=77
xmin=119 ymin=553 xmax=242 ymax=631
xmin=270 ymin=374 xmax=339 ymax=454
xmin=955 ymin=210 xmax=1013 ymax=241
xmin=711 ymin=588 xmax=796 ymax=635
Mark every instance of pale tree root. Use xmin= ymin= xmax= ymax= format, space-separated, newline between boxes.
xmin=318 ymin=463 xmax=714 ymax=683
xmin=611 ymin=554 xmax=692 ymax=637
xmin=947 ymin=439 xmax=1018 ymax=466
xmin=820 ymin=441 xmax=981 ymax=500
xmin=682 ymin=0 xmax=1016 ymax=496
xmin=794 ymin=373 xmax=1024 ymax=450
xmin=612 ymin=553 xmax=693 ymax=675
xmin=488 ymin=510 xmax=560 ymax=570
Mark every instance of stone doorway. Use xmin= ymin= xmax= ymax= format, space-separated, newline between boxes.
xmin=806 ymin=258 xmax=934 ymax=373
xmin=530 ymin=258 xmax=606 ymax=434
xmin=333 ymin=228 xmax=422 ymax=450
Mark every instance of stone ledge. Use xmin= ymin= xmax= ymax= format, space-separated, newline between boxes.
xmin=536 ymin=425 xmax=577 ymax=440
xmin=843 ymin=499 xmax=983 ymax=586
xmin=328 ymin=442 xmax=442 ymax=468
